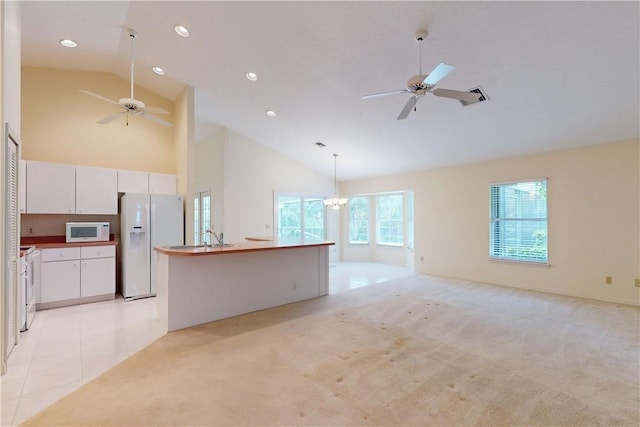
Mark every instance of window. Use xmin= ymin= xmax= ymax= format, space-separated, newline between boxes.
xmin=348 ymin=197 xmax=369 ymax=244
xmin=377 ymin=194 xmax=403 ymax=246
xmin=406 ymin=191 xmax=414 ymax=251
xmin=276 ymin=193 xmax=325 ymax=240
xmin=490 ymin=180 xmax=548 ymax=263
xmin=194 ymin=191 xmax=211 ymax=245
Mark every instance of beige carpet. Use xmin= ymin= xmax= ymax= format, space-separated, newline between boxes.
xmin=22 ymin=274 xmax=640 ymax=426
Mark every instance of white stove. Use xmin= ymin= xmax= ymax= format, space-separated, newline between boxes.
xmin=20 ymin=246 xmax=39 ymax=331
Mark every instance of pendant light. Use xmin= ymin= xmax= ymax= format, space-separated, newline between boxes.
xmin=323 ymin=153 xmax=348 ymax=210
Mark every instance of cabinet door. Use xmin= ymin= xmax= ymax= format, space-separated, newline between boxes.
xmin=26 ymin=161 xmax=75 ymax=214
xmin=76 ymin=166 xmax=118 ymax=214
xmin=81 ymin=257 xmax=115 ymax=297
xmin=149 ymin=173 xmax=177 ymax=195
xmin=40 ymin=260 xmax=80 ymax=303
xmin=118 ymin=170 xmax=149 ymax=193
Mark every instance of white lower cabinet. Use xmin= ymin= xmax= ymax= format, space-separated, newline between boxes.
xmin=41 ymin=260 xmax=80 ymax=302
xmin=40 ymin=245 xmax=115 ymax=305
xmin=80 ymin=246 xmax=116 ymax=297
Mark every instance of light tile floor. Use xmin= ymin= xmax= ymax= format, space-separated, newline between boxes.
xmin=0 ymin=262 xmax=413 ymax=426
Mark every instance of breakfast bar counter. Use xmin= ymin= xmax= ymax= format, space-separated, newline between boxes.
xmin=154 ymin=238 xmax=334 ymax=332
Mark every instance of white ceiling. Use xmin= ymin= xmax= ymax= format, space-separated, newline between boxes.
xmin=20 ymin=1 xmax=640 ymax=181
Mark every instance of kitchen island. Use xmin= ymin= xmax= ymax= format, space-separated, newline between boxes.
xmin=154 ymin=238 xmax=334 ymax=332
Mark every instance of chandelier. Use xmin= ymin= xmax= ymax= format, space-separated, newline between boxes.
xmin=323 ymin=153 xmax=348 ymax=210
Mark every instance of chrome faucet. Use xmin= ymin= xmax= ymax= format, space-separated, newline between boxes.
xmin=205 ymin=229 xmax=224 ymax=246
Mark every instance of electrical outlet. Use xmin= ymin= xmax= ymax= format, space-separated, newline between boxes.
xmin=27 ymin=226 xmax=34 ymax=235
xmin=635 ymin=279 xmax=640 ymax=288
xmin=605 ymin=276 xmax=613 ymax=285
xmin=420 ymin=256 xmax=424 ymax=262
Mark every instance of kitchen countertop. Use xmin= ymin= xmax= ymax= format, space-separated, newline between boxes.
xmin=154 ymin=237 xmax=334 ymax=257
xmin=21 ymin=235 xmax=118 ymax=249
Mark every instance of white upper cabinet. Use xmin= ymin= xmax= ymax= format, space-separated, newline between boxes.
xmin=26 ymin=161 xmax=117 ymax=214
xmin=117 ymin=170 xmax=149 ymax=194
xmin=149 ymin=172 xmax=177 ymax=195
xmin=25 ymin=161 xmax=176 ymax=213
xmin=76 ymin=166 xmax=118 ymax=214
xmin=26 ymin=160 xmax=76 ymax=214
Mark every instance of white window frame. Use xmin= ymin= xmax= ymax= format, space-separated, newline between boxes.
xmin=348 ymin=196 xmax=369 ymax=244
xmin=376 ymin=193 xmax=404 ymax=247
xmin=194 ymin=190 xmax=211 ymax=245
xmin=274 ymin=191 xmax=327 ymax=240
xmin=490 ymin=179 xmax=548 ymax=265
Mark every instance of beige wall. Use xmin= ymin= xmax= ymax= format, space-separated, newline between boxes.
xmin=220 ymin=129 xmax=335 ymax=245
xmin=173 ymin=86 xmax=193 ymax=197
xmin=192 ymin=124 xmax=224 ymax=245
xmin=343 ymin=140 xmax=640 ymax=306
xmin=21 ymin=67 xmax=175 ymax=174
xmin=1 ymin=0 xmax=6 ymax=375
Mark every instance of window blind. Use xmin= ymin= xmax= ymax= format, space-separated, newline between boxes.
xmin=490 ymin=180 xmax=548 ymax=263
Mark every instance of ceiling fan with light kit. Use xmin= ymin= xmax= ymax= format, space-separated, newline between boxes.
xmin=362 ymin=29 xmax=483 ymax=120
xmin=79 ymin=29 xmax=173 ymax=127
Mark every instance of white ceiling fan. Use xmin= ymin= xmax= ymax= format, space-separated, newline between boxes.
xmin=362 ymin=29 xmax=483 ymax=120
xmin=80 ymin=29 xmax=173 ymax=127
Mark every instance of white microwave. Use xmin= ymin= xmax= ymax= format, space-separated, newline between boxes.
xmin=66 ymin=222 xmax=110 ymax=243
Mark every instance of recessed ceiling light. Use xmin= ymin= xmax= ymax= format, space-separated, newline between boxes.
xmin=152 ymin=66 xmax=165 ymax=76
xmin=245 ymin=72 xmax=258 ymax=81
xmin=59 ymin=39 xmax=78 ymax=48
xmin=174 ymin=25 xmax=190 ymax=38
xmin=266 ymin=110 xmax=277 ymax=117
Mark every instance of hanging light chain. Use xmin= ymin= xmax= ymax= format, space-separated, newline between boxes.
xmin=333 ymin=153 xmax=338 ymax=195
xmin=323 ymin=153 xmax=348 ymax=209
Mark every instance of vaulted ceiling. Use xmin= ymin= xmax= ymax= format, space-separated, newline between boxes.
xmin=20 ymin=1 xmax=640 ymax=181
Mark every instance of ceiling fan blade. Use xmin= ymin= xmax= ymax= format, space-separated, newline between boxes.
xmin=397 ymin=96 xmax=418 ymax=120
xmin=97 ymin=112 xmax=125 ymax=124
xmin=143 ymin=106 xmax=170 ymax=115
xmin=79 ymin=90 xmax=120 ymax=105
xmin=361 ymin=89 xmax=409 ymax=100
xmin=423 ymin=63 xmax=456 ymax=86
xmin=138 ymin=111 xmax=174 ymax=127
xmin=432 ymin=88 xmax=482 ymax=104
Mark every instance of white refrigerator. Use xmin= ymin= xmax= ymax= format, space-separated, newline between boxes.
xmin=121 ymin=193 xmax=184 ymax=300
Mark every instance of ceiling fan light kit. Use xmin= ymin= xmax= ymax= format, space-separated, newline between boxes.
xmin=361 ymin=28 xmax=484 ymax=120
xmin=79 ymin=28 xmax=173 ymax=127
